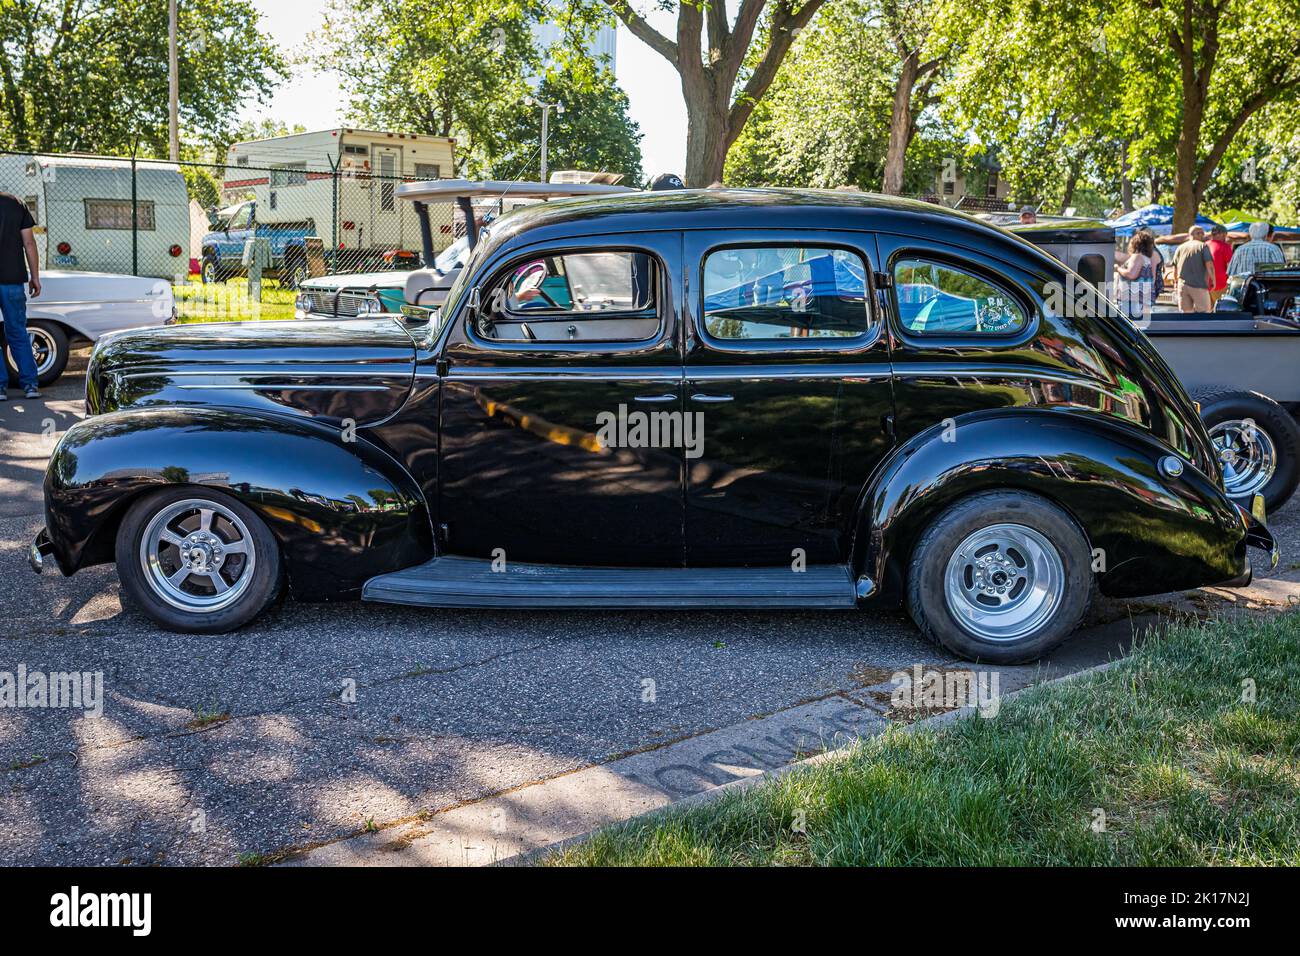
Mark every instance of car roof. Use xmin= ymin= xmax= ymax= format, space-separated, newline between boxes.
xmin=483 ymin=188 xmax=1052 ymax=264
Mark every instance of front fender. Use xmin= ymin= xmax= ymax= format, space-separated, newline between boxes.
xmin=852 ymin=410 xmax=1247 ymax=601
xmin=44 ymin=406 xmax=433 ymax=600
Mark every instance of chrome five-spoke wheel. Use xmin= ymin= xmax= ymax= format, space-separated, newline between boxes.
xmin=139 ymin=498 xmax=257 ymax=613
xmin=1209 ymin=419 xmax=1277 ymax=499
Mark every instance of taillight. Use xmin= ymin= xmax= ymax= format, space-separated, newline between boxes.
xmin=168 ymin=244 xmax=183 ymax=257
xmin=56 ymin=241 xmax=71 ymax=255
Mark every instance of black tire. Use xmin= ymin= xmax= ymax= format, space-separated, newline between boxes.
xmin=115 ymin=487 xmax=283 ymax=634
xmin=1194 ymin=388 xmax=1300 ymax=511
xmin=200 ymin=253 xmax=221 ymax=285
xmin=6 ymin=319 xmax=68 ymax=387
xmin=282 ymin=254 xmax=308 ymax=290
xmin=906 ymin=490 xmax=1094 ymax=664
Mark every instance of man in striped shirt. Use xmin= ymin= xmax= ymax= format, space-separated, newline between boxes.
xmin=1228 ymin=221 xmax=1285 ymax=277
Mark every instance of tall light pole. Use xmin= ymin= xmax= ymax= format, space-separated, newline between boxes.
xmin=168 ymin=0 xmax=179 ymax=161
xmin=525 ymin=97 xmax=563 ymax=183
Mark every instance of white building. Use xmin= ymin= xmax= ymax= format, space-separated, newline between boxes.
xmin=531 ymin=19 xmax=617 ymax=71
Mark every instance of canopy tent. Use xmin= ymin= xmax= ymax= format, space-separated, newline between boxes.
xmin=1105 ymin=204 xmax=1220 ymax=237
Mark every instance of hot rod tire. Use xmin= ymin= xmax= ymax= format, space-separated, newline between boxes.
xmin=1193 ymin=388 xmax=1300 ymax=512
xmin=115 ymin=487 xmax=283 ymax=634
xmin=906 ymin=491 xmax=1094 ymax=664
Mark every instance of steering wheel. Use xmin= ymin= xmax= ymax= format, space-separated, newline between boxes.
xmin=513 ymin=261 xmax=564 ymax=309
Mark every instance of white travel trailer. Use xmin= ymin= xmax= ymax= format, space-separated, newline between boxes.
xmin=0 ymin=153 xmax=190 ymax=280
xmin=218 ymin=128 xmax=458 ymax=275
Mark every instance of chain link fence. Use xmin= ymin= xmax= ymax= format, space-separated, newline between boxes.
xmin=1 ymin=148 xmax=461 ymax=322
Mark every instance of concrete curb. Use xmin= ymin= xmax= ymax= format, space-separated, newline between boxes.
xmin=508 ymin=655 xmax=1125 ymax=866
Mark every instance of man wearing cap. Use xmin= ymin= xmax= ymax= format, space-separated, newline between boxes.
xmin=647 ymin=173 xmax=686 ymax=191
xmin=1018 ymin=206 xmax=1037 ymax=224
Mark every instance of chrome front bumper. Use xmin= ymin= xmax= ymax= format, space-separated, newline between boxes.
xmin=1236 ymin=493 xmax=1281 ymax=575
xmin=28 ymin=528 xmax=54 ymax=575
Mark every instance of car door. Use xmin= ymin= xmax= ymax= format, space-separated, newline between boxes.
xmin=217 ymin=202 xmax=253 ymax=263
xmin=437 ymin=231 xmax=686 ymax=567
xmin=683 ymin=231 xmax=895 ymax=567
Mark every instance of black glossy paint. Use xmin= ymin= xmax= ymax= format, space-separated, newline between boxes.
xmin=41 ymin=189 xmax=1266 ymax=604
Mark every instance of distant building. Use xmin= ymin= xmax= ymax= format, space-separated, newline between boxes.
xmin=531 ymin=18 xmax=617 ymax=71
xmin=932 ymin=154 xmax=1012 ymax=209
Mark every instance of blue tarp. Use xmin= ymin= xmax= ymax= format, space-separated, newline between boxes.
xmin=1106 ymin=204 xmax=1220 ymax=237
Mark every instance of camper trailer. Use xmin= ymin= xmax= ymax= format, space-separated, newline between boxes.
xmin=208 ymin=128 xmax=457 ymax=283
xmin=0 ymin=153 xmax=190 ymax=280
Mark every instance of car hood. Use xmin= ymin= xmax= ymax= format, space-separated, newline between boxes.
xmin=300 ymin=270 xmax=411 ymax=292
xmin=87 ymin=317 xmax=418 ymax=428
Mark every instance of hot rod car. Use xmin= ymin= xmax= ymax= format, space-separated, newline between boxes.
xmin=30 ymin=190 xmax=1278 ymax=663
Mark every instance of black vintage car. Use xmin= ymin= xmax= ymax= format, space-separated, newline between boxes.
xmin=30 ymin=190 xmax=1278 ymax=663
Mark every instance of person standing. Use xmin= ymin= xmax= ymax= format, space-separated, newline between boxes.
xmin=1206 ymin=224 xmax=1233 ymax=306
xmin=1112 ymin=234 xmax=1153 ymax=321
xmin=1172 ymin=226 xmax=1214 ymax=313
xmin=0 ymin=192 xmax=42 ymax=400
xmin=1227 ymin=221 xmax=1285 ymax=277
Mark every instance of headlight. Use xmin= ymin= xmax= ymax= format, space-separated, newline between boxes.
xmin=296 ymin=293 xmax=314 ymax=313
xmin=355 ymin=296 xmax=381 ymax=316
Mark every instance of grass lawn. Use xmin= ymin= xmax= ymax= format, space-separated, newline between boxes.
xmin=547 ymin=611 xmax=1300 ymax=866
xmin=173 ymin=275 xmax=297 ymax=324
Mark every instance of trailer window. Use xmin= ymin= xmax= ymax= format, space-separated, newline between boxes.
xmin=85 ymin=199 xmax=155 ymax=231
xmin=270 ymin=163 xmax=307 ymax=187
xmin=415 ymin=163 xmax=441 ymax=180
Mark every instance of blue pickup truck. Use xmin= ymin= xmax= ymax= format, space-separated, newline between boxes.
xmin=200 ymin=200 xmax=317 ymax=288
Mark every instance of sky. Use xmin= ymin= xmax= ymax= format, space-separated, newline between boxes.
xmin=242 ymin=0 xmax=687 ymax=180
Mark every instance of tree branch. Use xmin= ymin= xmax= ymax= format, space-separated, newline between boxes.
xmin=603 ymin=1 xmax=678 ymax=66
xmin=726 ymin=0 xmax=827 ymax=140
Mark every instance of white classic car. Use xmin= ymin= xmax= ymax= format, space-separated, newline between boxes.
xmin=4 ymin=270 xmax=176 ymax=387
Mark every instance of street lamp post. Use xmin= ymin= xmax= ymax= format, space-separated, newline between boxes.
xmin=168 ymin=0 xmax=179 ymax=161
xmin=525 ymin=97 xmax=564 ymax=183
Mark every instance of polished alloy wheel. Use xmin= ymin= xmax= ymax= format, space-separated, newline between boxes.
xmin=943 ymin=522 xmax=1064 ymax=642
xmin=29 ymin=326 xmax=57 ymax=377
xmin=138 ymin=498 xmax=256 ymax=612
xmin=1209 ymin=419 xmax=1277 ymax=498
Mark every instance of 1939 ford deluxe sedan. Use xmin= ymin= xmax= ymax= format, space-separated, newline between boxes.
xmin=29 ymin=190 xmax=1279 ymax=663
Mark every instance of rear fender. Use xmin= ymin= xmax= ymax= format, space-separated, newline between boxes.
xmin=44 ymin=406 xmax=433 ymax=600
xmin=851 ymin=409 xmax=1246 ymax=601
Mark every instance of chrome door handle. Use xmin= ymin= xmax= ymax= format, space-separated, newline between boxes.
xmin=690 ymin=393 xmax=734 ymax=403
xmin=633 ymin=393 xmax=677 ymax=403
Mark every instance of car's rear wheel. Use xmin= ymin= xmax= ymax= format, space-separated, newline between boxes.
xmin=115 ymin=487 xmax=282 ymax=633
xmin=906 ymin=491 xmax=1093 ymax=663
xmin=200 ymin=253 xmax=221 ymax=285
xmin=1194 ymin=388 xmax=1300 ymax=511
xmin=6 ymin=320 xmax=68 ymax=387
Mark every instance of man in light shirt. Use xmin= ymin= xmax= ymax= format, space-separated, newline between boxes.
xmin=1172 ymin=226 xmax=1214 ymax=313
xmin=1228 ymin=221 xmax=1285 ymax=277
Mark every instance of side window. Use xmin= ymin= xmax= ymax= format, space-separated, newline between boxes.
xmin=477 ymin=249 xmax=660 ymax=344
xmin=893 ymin=258 xmax=1027 ymax=335
xmin=701 ymin=245 xmax=871 ymax=341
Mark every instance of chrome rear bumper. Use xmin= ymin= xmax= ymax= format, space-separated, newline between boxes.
xmin=28 ymin=528 xmax=54 ymax=575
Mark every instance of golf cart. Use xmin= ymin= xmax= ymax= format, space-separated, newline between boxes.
xmin=294 ymin=176 xmax=633 ymax=320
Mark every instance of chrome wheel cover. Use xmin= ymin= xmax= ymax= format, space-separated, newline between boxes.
xmin=1209 ymin=419 xmax=1276 ymax=498
xmin=5 ymin=327 xmax=56 ymax=378
xmin=943 ymin=523 xmax=1065 ymax=642
xmin=139 ymin=498 xmax=256 ymax=613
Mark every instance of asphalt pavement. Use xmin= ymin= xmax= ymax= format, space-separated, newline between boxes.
xmin=1 ymin=350 xmax=1294 ymax=865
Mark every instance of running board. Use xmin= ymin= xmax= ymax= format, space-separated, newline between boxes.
xmin=362 ymin=556 xmax=858 ymax=609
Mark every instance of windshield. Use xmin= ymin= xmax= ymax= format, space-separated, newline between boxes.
xmin=434 ymin=235 xmax=468 ymax=273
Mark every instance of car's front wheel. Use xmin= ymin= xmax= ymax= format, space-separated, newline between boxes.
xmin=115 ymin=487 xmax=282 ymax=633
xmin=1195 ymin=388 xmax=1300 ymax=512
xmin=906 ymin=491 xmax=1093 ymax=663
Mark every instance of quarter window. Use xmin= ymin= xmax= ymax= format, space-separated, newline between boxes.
xmin=477 ymin=250 xmax=660 ymax=344
xmin=893 ymin=258 xmax=1027 ymax=335
xmin=701 ymin=246 xmax=871 ymax=341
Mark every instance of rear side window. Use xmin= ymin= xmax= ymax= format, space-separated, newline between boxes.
xmin=85 ymin=199 xmax=155 ymax=231
xmin=701 ymin=246 xmax=871 ymax=341
xmin=893 ymin=258 xmax=1026 ymax=335
xmin=477 ymin=249 xmax=660 ymax=344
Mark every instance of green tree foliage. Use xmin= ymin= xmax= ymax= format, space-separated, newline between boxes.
xmin=0 ymin=0 xmax=286 ymax=156
xmin=496 ymin=52 xmax=644 ymax=183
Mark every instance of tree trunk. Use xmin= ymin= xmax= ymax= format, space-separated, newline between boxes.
xmin=1119 ymin=144 xmax=1133 ymax=212
xmin=1059 ymin=157 xmax=1081 ymax=214
xmin=1171 ymin=89 xmax=1206 ymax=232
xmin=682 ymin=83 xmax=732 ymax=187
xmin=881 ymin=51 xmax=920 ymax=195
